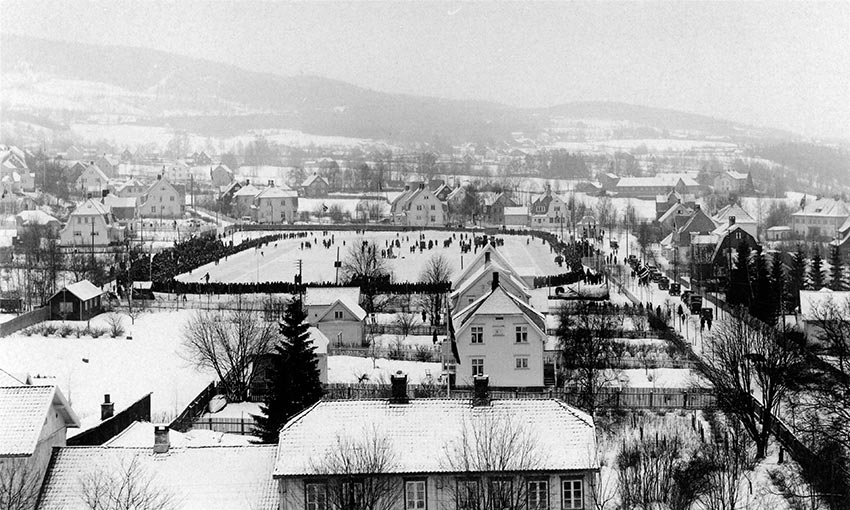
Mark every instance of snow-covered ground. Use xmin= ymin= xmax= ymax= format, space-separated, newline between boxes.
xmin=328 ymin=355 xmax=441 ymax=385
xmin=177 ymin=230 xmax=562 ymax=284
xmin=618 ymin=368 xmax=706 ymax=388
xmin=0 ymin=310 xmax=215 ymax=434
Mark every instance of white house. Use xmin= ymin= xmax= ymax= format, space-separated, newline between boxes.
xmin=304 ymin=287 xmax=366 ymax=347
xmin=211 ymin=164 xmax=234 ymax=187
xmin=74 ymin=163 xmax=111 ymax=197
xmin=504 ymin=206 xmax=529 ymax=227
xmin=792 ymin=197 xmax=850 ymax=240
xmin=798 ymin=288 xmax=850 ymax=343
xmin=529 ymin=188 xmax=569 ymax=228
xmin=713 ymin=170 xmax=754 ymax=195
xmin=712 ymin=204 xmax=757 ymax=240
xmin=232 ymin=183 xmax=262 ymax=219
xmin=452 ymin=272 xmax=547 ymax=387
xmin=0 ymin=384 xmax=80 ymax=505
xmin=59 ymin=199 xmax=125 ymax=247
xmin=139 ymin=176 xmax=184 ymax=219
xmin=273 ymin=375 xmax=598 ymax=510
xmin=451 ymin=249 xmax=531 ymax=308
xmin=251 ymin=184 xmax=298 ymax=224
xmin=390 ymin=182 xmax=447 ymax=227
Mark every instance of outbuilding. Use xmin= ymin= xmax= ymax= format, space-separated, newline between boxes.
xmin=48 ymin=280 xmax=103 ymax=321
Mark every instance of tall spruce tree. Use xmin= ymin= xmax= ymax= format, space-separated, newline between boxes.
xmin=727 ymin=241 xmax=752 ymax=308
xmin=808 ymin=245 xmax=825 ymax=291
xmin=769 ymin=251 xmax=786 ymax=318
xmin=829 ymin=244 xmax=845 ymax=291
xmin=253 ymin=297 xmax=323 ymax=443
xmin=751 ymin=245 xmax=772 ymax=321
xmin=788 ymin=245 xmax=807 ymax=311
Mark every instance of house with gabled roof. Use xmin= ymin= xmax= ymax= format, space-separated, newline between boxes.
xmin=482 ymin=191 xmax=518 ymax=225
xmin=451 ymin=249 xmax=531 ymax=309
xmin=211 ymin=163 xmax=234 ymax=188
xmin=36 ymin=432 xmax=279 ymax=510
xmin=530 ymin=186 xmax=568 ymax=228
xmin=232 ymin=182 xmax=262 ymax=218
xmin=93 ymin=155 xmax=119 ymax=179
xmin=659 ymin=205 xmax=716 ymax=265
xmin=304 ymin=287 xmax=366 ymax=347
xmin=452 ymin=272 xmax=547 ymax=387
xmin=73 ymin=163 xmax=111 ymax=197
xmin=390 ymin=182 xmax=446 ymax=227
xmin=273 ymin=375 xmax=598 ymax=510
xmin=453 ymin=243 xmax=531 ymax=289
xmin=0 ymin=384 xmax=80 ymax=501
xmin=658 ymin=202 xmax=693 ymax=234
xmin=655 ymin=189 xmax=695 ymax=219
xmin=59 ymin=198 xmax=124 ymax=246
xmin=614 ymin=174 xmax=700 ymax=199
xmin=792 ymin=197 xmax=850 ymax=240
xmin=48 ymin=280 xmax=104 ymax=321
xmin=139 ymin=175 xmax=184 ymax=219
xmin=714 ymin=170 xmax=754 ymax=195
xmin=712 ymin=203 xmax=757 ymax=239
xmin=300 ymin=172 xmax=329 ymax=197
xmin=115 ymin=177 xmax=147 ymax=198
xmin=195 ymin=151 xmax=213 ymax=166
xmin=102 ymin=193 xmax=138 ymax=222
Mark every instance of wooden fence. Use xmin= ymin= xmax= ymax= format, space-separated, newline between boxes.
xmin=192 ymin=416 xmax=256 ymax=436
xmin=170 ymin=381 xmax=218 ymax=432
xmin=328 ymin=344 xmax=441 ymax=362
xmin=0 ymin=307 xmax=49 ymax=337
xmin=68 ymin=393 xmax=152 ymax=446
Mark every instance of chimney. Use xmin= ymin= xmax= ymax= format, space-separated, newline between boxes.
xmin=729 ymin=216 xmax=736 ymax=225
xmin=390 ymin=371 xmax=409 ymax=404
xmin=268 ymin=179 xmax=274 ymax=187
xmin=694 ymin=204 xmax=700 ymax=210
xmin=157 ymin=174 xmax=162 ymax=180
xmin=153 ymin=425 xmax=170 ymax=454
xmin=404 ymin=184 xmax=410 ymax=191
xmin=484 ymin=251 xmax=491 ymax=265
xmin=491 ymin=271 xmax=500 ymax=291
xmin=473 ymin=375 xmax=490 ymax=406
xmin=419 ymin=182 xmax=425 ymax=190
xmin=246 ymin=179 xmax=250 ymax=185
xmin=100 ymin=394 xmax=114 ymax=420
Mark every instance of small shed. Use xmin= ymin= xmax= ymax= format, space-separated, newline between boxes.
xmin=766 ymin=225 xmax=792 ymax=241
xmin=131 ymin=281 xmax=155 ymax=300
xmin=48 ymin=280 xmax=103 ymax=321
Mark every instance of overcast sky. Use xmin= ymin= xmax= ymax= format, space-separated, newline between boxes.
xmin=3 ymin=1 xmax=850 ymax=139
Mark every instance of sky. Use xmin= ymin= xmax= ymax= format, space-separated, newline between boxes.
xmin=3 ymin=1 xmax=850 ymax=139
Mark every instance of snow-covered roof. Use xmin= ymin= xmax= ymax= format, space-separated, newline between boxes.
xmin=504 ymin=206 xmax=528 ymax=216
xmin=0 ymin=385 xmax=80 ymax=457
xmin=799 ymin=289 xmax=850 ymax=321
xmin=793 ymin=198 xmax=850 ymax=218
xmin=453 ymin=285 xmax=546 ymax=334
xmin=305 ymin=287 xmax=361 ymax=307
xmin=724 ymin=170 xmax=749 ymax=180
xmin=658 ymin=203 xmax=693 ymax=224
xmin=16 ymin=209 xmax=59 ymax=226
xmin=233 ymin=184 xmax=262 ymax=197
xmin=308 ymin=326 xmax=330 ymax=355
xmin=274 ymin=398 xmax=596 ymax=477
xmin=615 ymin=175 xmax=698 ymax=189
xmin=452 ymin=244 xmax=516 ymax=288
xmin=54 ymin=280 xmax=103 ymax=302
xmin=102 ymin=194 xmax=138 ymax=209
xmin=301 ymin=172 xmax=329 ymax=188
xmin=450 ymin=262 xmax=530 ymax=301
xmin=70 ymin=198 xmax=111 ymax=217
xmin=317 ymin=298 xmax=367 ymax=322
xmin=104 ymin=421 xmax=252 ymax=447
xmin=767 ymin=226 xmax=792 ymax=232
xmin=38 ymin=445 xmax=279 ymax=510
xmin=255 ymin=185 xmax=298 ymax=200
xmin=713 ymin=204 xmax=755 ymax=224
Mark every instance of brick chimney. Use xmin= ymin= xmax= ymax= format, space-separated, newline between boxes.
xmin=484 ymin=251 xmax=491 ymax=265
xmin=729 ymin=216 xmax=736 ymax=225
xmin=153 ymin=425 xmax=170 ymax=454
xmin=100 ymin=394 xmax=114 ymax=420
xmin=491 ymin=271 xmax=500 ymax=291
xmin=390 ymin=371 xmax=409 ymax=404
xmin=473 ymin=375 xmax=490 ymax=406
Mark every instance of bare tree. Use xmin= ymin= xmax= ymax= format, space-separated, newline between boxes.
xmin=104 ymin=313 xmax=126 ymax=338
xmin=342 ymin=243 xmax=391 ymax=313
xmin=698 ymin=309 xmax=806 ymax=459
xmin=806 ymin=295 xmax=850 ymax=372
xmin=0 ymin=460 xmax=40 ymax=510
xmin=417 ymin=254 xmax=452 ymax=327
xmin=555 ymin=302 xmax=623 ymax=415
xmin=442 ymin=413 xmax=546 ymax=510
xmin=181 ymin=308 xmax=278 ymax=400
xmin=308 ymin=427 xmax=400 ymax=510
xmin=80 ymin=455 xmax=178 ymax=510
xmin=393 ymin=312 xmax=420 ymax=338
xmin=700 ymin=420 xmax=755 ymax=510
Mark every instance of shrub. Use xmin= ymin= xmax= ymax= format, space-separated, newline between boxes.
xmin=104 ymin=313 xmax=126 ymax=338
xmin=57 ymin=324 xmax=74 ymax=338
xmin=89 ymin=327 xmax=107 ymax=338
xmin=414 ymin=344 xmax=434 ymax=362
xmin=42 ymin=324 xmax=58 ymax=336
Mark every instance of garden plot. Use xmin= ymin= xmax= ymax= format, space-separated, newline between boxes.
xmin=0 ymin=310 xmax=215 ymax=434
xmin=177 ymin=231 xmax=563 ymax=284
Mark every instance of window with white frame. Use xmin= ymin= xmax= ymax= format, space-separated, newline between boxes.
xmin=334 ymin=310 xmax=344 ymax=320
xmin=471 ymin=358 xmax=484 ymax=377
xmin=561 ymin=478 xmax=583 ymax=509
xmin=515 ymin=325 xmax=528 ymax=343
xmin=471 ymin=326 xmax=483 ymax=344
xmin=515 ymin=357 xmax=529 ymax=370
xmin=457 ymin=479 xmax=480 ymax=510
xmin=305 ymin=483 xmax=327 ymax=510
xmin=528 ymin=479 xmax=549 ymax=510
xmin=405 ymin=480 xmax=426 ymax=509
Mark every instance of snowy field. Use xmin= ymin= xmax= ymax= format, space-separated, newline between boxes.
xmin=0 ymin=310 xmax=215 ymax=433
xmin=328 ymin=355 xmax=442 ymax=385
xmin=178 ymin=230 xmax=562 ymax=284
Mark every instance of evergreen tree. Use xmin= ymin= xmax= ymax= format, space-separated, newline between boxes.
xmin=808 ymin=245 xmax=825 ymax=290
xmin=769 ymin=251 xmax=786 ymax=317
xmin=750 ymin=245 xmax=772 ymax=321
xmin=829 ymin=244 xmax=845 ymax=291
xmin=787 ymin=245 xmax=807 ymax=311
xmin=727 ymin=242 xmax=752 ymax=308
xmin=252 ymin=297 xmax=323 ymax=443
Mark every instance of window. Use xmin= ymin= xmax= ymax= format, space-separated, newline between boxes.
xmin=59 ymin=301 xmax=73 ymax=314
xmin=430 ymin=204 xmax=436 ymax=210
xmin=170 ymin=195 xmax=175 ymax=201
xmin=76 ymin=217 xmax=81 ymax=224
xmin=431 ymin=216 xmax=436 ymax=222
xmin=528 ymin=480 xmax=549 ymax=510
xmin=340 ymin=481 xmax=364 ymax=510
xmin=159 ymin=196 xmax=162 ymax=202
xmin=515 ymin=357 xmax=529 ymax=369
xmin=515 ymin=325 xmax=528 ymax=343
xmin=471 ymin=326 xmax=483 ymax=344
xmin=493 ymin=325 xmax=504 ymax=336
xmin=305 ymin=483 xmax=327 ymax=510
xmin=562 ymin=478 xmax=583 ymax=509
xmin=417 ymin=205 xmax=423 ymax=211
xmin=490 ymin=479 xmax=512 ymax=510
xmin=457 ymin=479 xmax=480 ymax=510
xmin=334 ymin=310 xmax=344 ymax=320
xmin=151 ymin=206 xmax=156 ymax=213
xmin=471 ymin=358 xmax=484 ymax=377
xmin=405 ymin=480 xmax=426 ymax=509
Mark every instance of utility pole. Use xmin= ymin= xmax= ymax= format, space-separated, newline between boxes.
xmin=334 ymin=247 xmax=341 ymax=284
